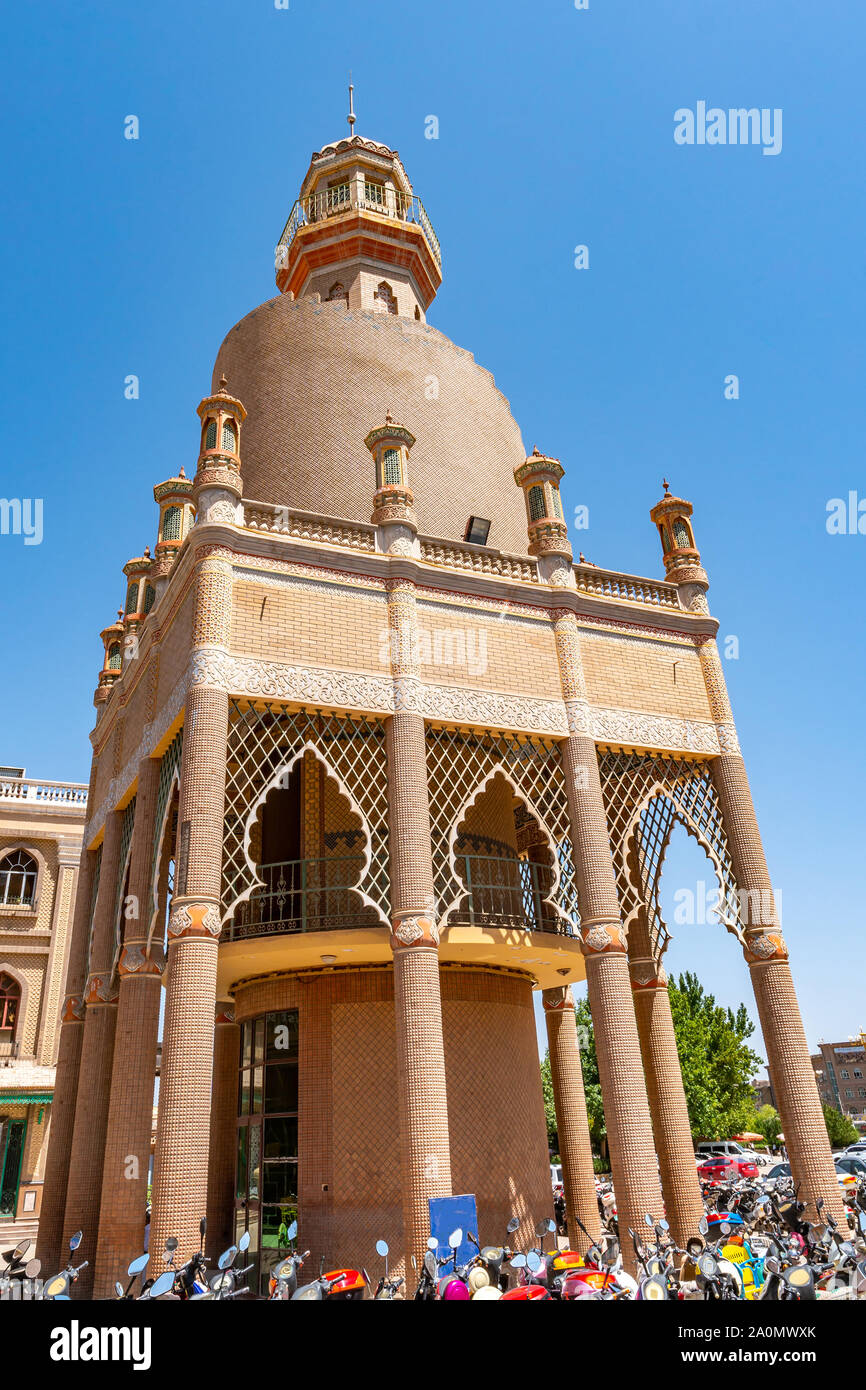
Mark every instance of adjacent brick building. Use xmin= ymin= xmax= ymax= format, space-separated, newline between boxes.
xmin=40 ymin=119 xmax=843 ymax=1295
xmin=0 ymin=768 xmax=86 ymax=1245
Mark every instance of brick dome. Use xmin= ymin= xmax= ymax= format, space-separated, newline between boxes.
xmin=212 ymin=294 xmax=531 ymax=555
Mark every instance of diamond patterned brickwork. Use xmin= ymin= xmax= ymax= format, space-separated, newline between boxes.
xmin=442 ymin=968 xmax=550 ymax=1252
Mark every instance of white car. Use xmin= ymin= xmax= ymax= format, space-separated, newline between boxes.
xmin=550 ymin=1162 xmax=563 ymax=1191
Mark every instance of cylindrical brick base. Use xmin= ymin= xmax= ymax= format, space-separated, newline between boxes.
xmin=93 ymin=972 xmax=162 ymax=1296
xmin=149 ymin=937 xmax=219 ymax=1263
xmin=749 ymin=958 xmax=846 ymax=1224
xmin=543 ymin=986 xmax=600 ymax=1252
xmin=206 ymin=1005 xmax=241 ymax=1259
xmin=584 ymin=951 xmax=665 ymax=1269
xmin=61 ymin=1002 xmax=118 ymax=1296
xmin=393 ymin=945 xmax=453 ymax=1271
xmin=37 ymin=1016 xmax=84 ymax=1271
xmin=631 ymin=979 xmax=704 ymax=1246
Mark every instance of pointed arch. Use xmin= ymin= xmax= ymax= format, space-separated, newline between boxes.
xmin=440 ymin=762 xmax=570 ymax=933
xmin=223 ymin=740 xmax=388 ymax=930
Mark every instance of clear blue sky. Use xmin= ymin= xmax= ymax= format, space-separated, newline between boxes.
xmin=2 ymin=0 xmax=863 ymax=1062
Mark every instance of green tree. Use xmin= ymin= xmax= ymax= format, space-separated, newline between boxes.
xmin=667 ymin=972 xmax=762 ymax=1140
xmin=823 ymin=1104 xmax=859 ymax=1149
xmin=751 ymin=1103 xmax=782 ymax=1147
xmin=540 ymin=971 xmax=762 ymax=1148
xmin=541 ymin=1051 xmax=557 ymax=1150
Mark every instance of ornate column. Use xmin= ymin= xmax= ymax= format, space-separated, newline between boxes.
xmin=552 ymin=612 xmax=665 ymax=1267
xmin=384 ymin=575 xmax=452 ymax=1269
xmin=712 ymin=743 xmax=846 ymax=1224
xmin=628 ymin=909 xmax=704 ymax=1247
xmin=148 ymin=551 xmax=233 ymax=1264
xmin=37 ymin=814 xmax=97 ymax=1269
xmin=93 ymin=755 xmax=163 ymax=1296
xmin=61 ymin=806 xmax=125 ymax=1295
xmin=542 ymin=985 xmax=600 ymax=1251
xmin=206 ymin=999 xmax=241 ymax=1259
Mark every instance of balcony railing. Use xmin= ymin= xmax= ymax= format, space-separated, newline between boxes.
xmin=451 ymin=855 xmax=573 ymax=937
xmin=0 ymin=777 xmax=88 ymax=806
xmin=226 ymin=856 xmax=380 ymax=940
xmin=277 ymin=187 xmax=441 ymax=268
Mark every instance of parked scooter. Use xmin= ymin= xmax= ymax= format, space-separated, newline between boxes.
xmin=371 ymin=1240 xmax=404 ymax=1300
xmin=0 ymin=1239 xmax=40 ymax=1290
xmin=43 ymin=1231 xmax=88 ymax=1300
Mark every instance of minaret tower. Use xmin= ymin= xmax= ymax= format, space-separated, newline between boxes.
xmin=275 ymin=88 xmax=442 ymax=319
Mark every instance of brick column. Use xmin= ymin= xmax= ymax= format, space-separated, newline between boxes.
xmin=206 ymin=1000 xmax=240 ymax=1259
xmin=37 ymin=839 xmax=96 ymax=1270
xmin=93 ymin=755 xmax=163 ymax=1296
xmin=149 ymin=682 xmax=229 ymax=1263
xmin=694 ymin=636 xmax=845 ymax=1224
xmin=61 ymin=807 xmax=125 ymax=1294
xmin=542 ymin=985 xmax=600 ymax=1251
xmin=384 ymin=578 xmax=452 ymax=1270
xmin=713 ymin=751 xmax=846 ymax=1224
xmin=628 ymin=925 xmax=704 ymax=1247
xmin=552 ymin=613 xmax=664 ymax=1269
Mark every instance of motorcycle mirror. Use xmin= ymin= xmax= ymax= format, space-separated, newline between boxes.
xmin=115 ymin=1281 xmax=124 ymax=1298
xmin=287 ymin=1220 xmax=298 ymax=1243
xmin=507 ymin=1217 xmax=520 ymax=1234
xmin=427 ymin=1236 xmax=438 ymax=1251
xmin=127 ymin=1254 xmax=149 ymax=1277
xmin=218 ymin=1245 xmax=238 ymax=1270
xmin=239 ymin=1231 xmax=251 ymax=1253
xmin=448 ymin=1228 xmax=463 ymax=1249
xmin=698 ymin=1216 xmax=709 ymax=1236
xmin=719 ymin=1221 xmax=731 ymax=1236
xmin=644 ymin=1213 xmax=654 ymax=1228
xmin=376 ymin=1239 xmax=389 ymax=1258
xmin=816 ymin=1198 xmax=824 ymax=1212
xmin=25 ymin=1259 xmax=40 ymax=1279
xmin=149 ymin=1270 xmax=176 ymax=1299
xmin=165 ymin=1236 xmax=178 ymax=1253
xmin=526 ymin=1250 xmax=543 ymax=1273
xmin=44 ymin=1274 xmax=69 ymax=1298
xmin=545 ymin=1218 xmax=556 ymax=1234
xmin=658 ymin=1218 xmax=669 ymax=1232
xmin=510 ymin=1253 xmax=526 ymax=1269
xmin=411 ymin=1255 xmax=417 ymax=1270
xmin=535 ymin=1219 xmax=548 ymax=1237
xmin=12 ymin=1239 xmax=32 ymax=1261
xmin=199 ymin=1217 xmax=207 ymax=1241
xmin=424 ymin=1251 xmax=437 ymax=1277
xmin=69 ymin=1231 xmax=83 ymax=1252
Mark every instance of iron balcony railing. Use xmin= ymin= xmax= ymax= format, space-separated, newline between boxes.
xmin=226 ymin=856 xmax=379 ymax=940
xmin=452 ymin=855 xmax=573 ymax=937
xmin=277 ymin=186 xmax=441 ymax=268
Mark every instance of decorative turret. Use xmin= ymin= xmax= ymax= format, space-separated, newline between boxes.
xmin=194 ymin=376 xmax=246 ymax=526
xmin=514 ymin=448 xmax=574 ymax=587
xmin=365 ymin=410 xmax=418 ymax=555
xmin=275 ymin=90 xmax=441 ymax=319
xmin=121 ymin=551 xmax=154 ymax=644
xmin=650 ymin=480 xmax=709 ymax=612
xmin=149 ymin=468 xmax=195 ymax=601
xmin=94 ymin=611 xmax=124 ymax=707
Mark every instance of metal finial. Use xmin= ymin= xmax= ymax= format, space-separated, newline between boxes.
xmin=662 ymin=478 xmax=670 ymax=495
xmin=348 ymin=78 xmax=356 ymax=135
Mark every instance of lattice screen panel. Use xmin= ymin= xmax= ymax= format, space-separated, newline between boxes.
xmin=425 ymin=727 xmax=579 ymax=934
xmin=149 ymin=729 xmax=183 ymax=924
xmin=223 ymin=702 xmax=390 ymax=925
xmin=109 ymin=796 xmax=137 ymax=969
xmin=83 ymin=843 xmax=103 ymax=978
xmin=597 ymin=750 xmax=741 ymax=957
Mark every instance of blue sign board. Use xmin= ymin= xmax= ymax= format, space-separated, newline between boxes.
xmin=428 ymin=1193 xmax=479 ymax=1271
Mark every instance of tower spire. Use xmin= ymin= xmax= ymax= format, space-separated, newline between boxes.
xmin=347 ymin=77 xmax=356 ymax=136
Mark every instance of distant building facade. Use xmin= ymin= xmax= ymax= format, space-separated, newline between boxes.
xmin=814 ymin=1039 xmax=866 ymax=1131
xmin=0 ymin=768 xmax=86 ymax=1244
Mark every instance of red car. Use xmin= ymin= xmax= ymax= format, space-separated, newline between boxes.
xmin=697 ymin=1154 xmax=758 ymax=1181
